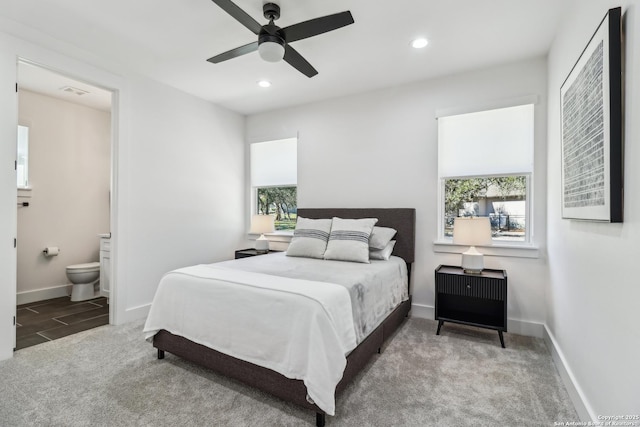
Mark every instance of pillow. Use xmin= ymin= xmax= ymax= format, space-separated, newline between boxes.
xmin=369 ymin=226 xmax=397 ymax=250
xmin=286 ymin=217 xmax=332 ymax=259
xmin=369 ymin=240 xmax=396 ymax=261
xmin=324 ymin=217 xmax=378 ymax=263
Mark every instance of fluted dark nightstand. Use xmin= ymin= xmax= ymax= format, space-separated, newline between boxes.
xmin=435 ymin=265 xmax=508 ymax=348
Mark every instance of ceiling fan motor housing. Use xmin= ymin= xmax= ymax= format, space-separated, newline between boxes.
xmin=263 ymin=3 xmax=280 ymax=21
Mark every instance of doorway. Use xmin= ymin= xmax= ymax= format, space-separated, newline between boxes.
xmin=15 ymin=60 xmax=114 ymax=350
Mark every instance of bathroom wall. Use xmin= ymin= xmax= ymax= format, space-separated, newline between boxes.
xmin=17 ymin=89 xmax=111 ymax=304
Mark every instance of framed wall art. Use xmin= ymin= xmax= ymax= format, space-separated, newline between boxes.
xmin=561 ymin=7 xmax=623 ymax=222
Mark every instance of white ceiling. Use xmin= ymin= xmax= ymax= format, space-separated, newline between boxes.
xmin=2 ymin=0 xmax=574 ymax=115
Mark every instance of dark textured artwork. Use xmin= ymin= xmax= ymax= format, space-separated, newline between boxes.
xmin=562 ymin=41 xmax=605 ymax=209
xmin=560 ymin=6 xmax=623 ymax=222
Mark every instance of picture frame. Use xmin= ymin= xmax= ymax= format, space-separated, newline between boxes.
xmin=560 ymin=7 xmax=623 ymax=222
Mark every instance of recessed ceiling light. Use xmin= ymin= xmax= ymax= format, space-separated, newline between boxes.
xmin=411 ymin=38 xmax=429 ymax=49
xmin=257 ymin=80 xmax=272 ymax=88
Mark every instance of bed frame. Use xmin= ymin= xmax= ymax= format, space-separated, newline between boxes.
xmin=153 ymin=208 xmax=416 ymax=426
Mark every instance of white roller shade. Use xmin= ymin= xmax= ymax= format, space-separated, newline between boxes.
xmin=438 ymin=104 xmax=534 ymax=177
xmin=250 ymin=138 xmax=297 ymax=187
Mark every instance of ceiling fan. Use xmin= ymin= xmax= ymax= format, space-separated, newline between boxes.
xmin=206 ymin=0 xmax=354 ymax=78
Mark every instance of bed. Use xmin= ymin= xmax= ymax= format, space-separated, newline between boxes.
xmin=144 ymin=208 xmax=416 ymax=426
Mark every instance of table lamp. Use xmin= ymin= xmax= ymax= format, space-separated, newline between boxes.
xmin=250 ymin=214 xmax=275 ymax=253
xmin=453 ymin=217 xmax=492 ymax=274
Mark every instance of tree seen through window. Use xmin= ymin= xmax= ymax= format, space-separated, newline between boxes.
xmin=257 ymin=186 xmax=297 ymax=230
xmin=444 ymin=176 xmax=527 ymax=241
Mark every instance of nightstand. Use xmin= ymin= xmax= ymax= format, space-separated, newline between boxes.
xmin=435 ymin=265 xmax=508 ymax=348
xmin=234 ymin=248 xmax=280 ymax=259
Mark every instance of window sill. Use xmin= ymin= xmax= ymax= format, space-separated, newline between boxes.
xmin=433 ymin=240 xmax=540 ymax=259
xmin=248 ymin=231 xmax=293 ymax=243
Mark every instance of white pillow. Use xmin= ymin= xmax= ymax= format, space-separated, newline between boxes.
xmin=369 ymin=240 xmax=396 ymax=261
xmin=369 ymin=226 xmax=397 ymax=250
xmin=286 ymin=217 xmax=332 ymax=259
xmin=324 ymin=217 xmax=378 ymax=263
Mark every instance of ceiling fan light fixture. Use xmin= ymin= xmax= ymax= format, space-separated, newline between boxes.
xmin=258 ymin=39 xmax=285 ymax=62
xmin=207 ymin=0 xmax=353 ymax=77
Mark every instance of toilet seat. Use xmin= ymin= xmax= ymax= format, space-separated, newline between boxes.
xmin=66 ymin=262 xmax=100 ymax=273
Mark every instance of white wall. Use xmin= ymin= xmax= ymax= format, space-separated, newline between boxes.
xmin=0 ymin=30 xmax=246 ymax=360
xmin=546 ymin=1 xmax=640 ymax=418
xmin=247 ymin=57 xmax=549 ymax=336
xmin=123 ymin=74 xmax=246 ymax=311
xmin=17 ymin=90 xmax=110 ymax=303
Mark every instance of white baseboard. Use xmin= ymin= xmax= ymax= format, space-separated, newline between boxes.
xmin=543 ymin=326 xmax=592 ymax=422
xmin=410 ymin=302 xmax=434 ymax=320
xmin=410 ymin=303 xmax=543 ymax=338
xmin=508 ymin=319 xmax=544 ymax=338
xmin=119 ymin=303 xmax=151 ymax=324
xmin=17 ymin=285 xmax=70 ymax=305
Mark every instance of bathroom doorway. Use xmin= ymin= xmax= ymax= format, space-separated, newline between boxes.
xmin=15 ymin=60 xmax=113 ymax=350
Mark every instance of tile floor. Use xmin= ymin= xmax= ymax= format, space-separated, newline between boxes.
xmin=16 ymin=296 xmax=109 ymax=350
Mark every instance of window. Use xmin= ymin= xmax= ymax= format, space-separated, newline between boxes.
xmin=17 ymin=125 xmax=29 ymax=188
xmin=438 ymin=103 xmax=534 ymax=244
xmin=256 ymin=186 xmax=297 ymax=230
xmin=444 ymin=175 xmax=528 ymax=242
xmin=250 ymin=138 xmax=297 ymax=231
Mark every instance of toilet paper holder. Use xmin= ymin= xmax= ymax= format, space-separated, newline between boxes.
xmin=43 ymin=247 xmax=60 ymax=257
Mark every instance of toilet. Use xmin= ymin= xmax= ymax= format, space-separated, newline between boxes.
xmin=66 ymin=262 xmax=100 ymax=302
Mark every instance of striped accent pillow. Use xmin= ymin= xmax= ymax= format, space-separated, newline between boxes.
xmin=286 ymin=217 xmax=333 ymax=259
xmin=328 ymin=230 xmax=370 ymax=244
xmin=293 ymin=228 xmax=330 ymax=241
xmin=324 ymin=217 xmax=378 ymax=263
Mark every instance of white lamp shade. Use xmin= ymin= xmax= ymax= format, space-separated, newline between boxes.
xmin=453 ymin=217 xmax=491 ymax=274
xmin=453 ymin=217 xmax=492 ymax=247
xmin=259 ymin=41 xmax=285 ymax=62
xmin=250 ymin=214 xmax=275 ymax=234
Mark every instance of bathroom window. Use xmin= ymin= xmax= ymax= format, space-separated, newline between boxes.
xmin=17 ymin=125 xmax=29 ymax=189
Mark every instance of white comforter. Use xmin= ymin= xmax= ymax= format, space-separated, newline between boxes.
xmin=215 ymin=253 xmax=409 ymax=342
xmin=143 ymin=264 xmax=358 ymax=415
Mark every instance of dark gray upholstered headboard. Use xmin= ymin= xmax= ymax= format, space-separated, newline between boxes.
xmin=296 ymin=208 xmax=416 ymax=264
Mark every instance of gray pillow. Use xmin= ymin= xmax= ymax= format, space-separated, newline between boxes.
xmin=324 ymin=217 xmax=378 ymax=263
xmin=369 ymin=240 xmax=396 ymax=261
xmin=286 ymin=217 xmax=332 ymax=259
xmin=369 ymin=226 xmax=397 ymax=250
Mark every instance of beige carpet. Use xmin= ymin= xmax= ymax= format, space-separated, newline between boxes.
xmin=0 ymin=316 xmax=577 ymax=426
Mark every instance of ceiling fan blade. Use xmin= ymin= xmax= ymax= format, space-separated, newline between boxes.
xmin=282 ymin=11 xmax=354 ymax=43
xmin=210 ymin=0 xmax=262 ymax=34
xmin=207 ymin=41 xmax=259 ymax=63
xmin=283 ymin=45 xmax=318 ymax=78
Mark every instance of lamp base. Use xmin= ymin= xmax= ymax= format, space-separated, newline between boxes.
xmin=255 ymin=234 xmax=269 ymax=253
xmin=461 ymin=246 xmax=484 ymax=274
